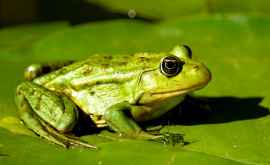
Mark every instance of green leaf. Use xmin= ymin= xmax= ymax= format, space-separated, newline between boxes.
xmin=0 ymin=22 xmax=70 ymax=61
xmin=87 ymin=0 xmax=270 ymax=20
xmin=1 ymin=15 xmax=270 ymax=164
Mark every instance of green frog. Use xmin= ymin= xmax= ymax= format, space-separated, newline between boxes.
xmin=15 ymin=45 xmax=211 ymax=149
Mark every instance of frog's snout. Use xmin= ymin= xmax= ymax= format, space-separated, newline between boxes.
xmin=188 ymin=64 xmax=203 ymax=74
xmin=190 ymin=63 xmax=212 ymax=84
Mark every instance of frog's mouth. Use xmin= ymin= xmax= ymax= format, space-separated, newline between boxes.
xmin=137 ymin=82 xmax=207 ymax=105
xmin=152 ymin=69 xmax=212 ymax=98
xmin=152 ymin=71 xmax=211 ymax=98
xmin=151 ymin=82 xmax=206 ymax=98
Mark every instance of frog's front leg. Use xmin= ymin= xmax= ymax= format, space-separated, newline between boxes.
xmin=104 ymin=102 xmax=185 ymax=146
xmin=15 ymin=82 xmax=96 ymax=149
xmin=104 ymin=102 xmax=157 ymax=139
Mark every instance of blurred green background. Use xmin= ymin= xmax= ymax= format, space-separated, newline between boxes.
xmin=1 ymin=0 xmax=270 ymax=26
xmin=1 ymin=0 xmax=270 ymax=165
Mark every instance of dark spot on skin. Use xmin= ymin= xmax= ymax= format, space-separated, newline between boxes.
xmin=19 ymin=98 xmax=26 ymax=108
xmin=138 ymin=56 xmax=150 ymax=62
xmin=101 ymin=63 xmax=110 ymax=68
xmin=95 ymin=81 xmax=101 ymax=85
xmin=103 ymin=55 xmax=113 ymax=60
xmin=29 ymin=89 xmax=35 ymax=96
xmin=34 ymin=96 xmax=42 ymax=111
xmin=59 ymin=69 xmax=66 ymax=74
xmin=82 ymin=67 xmax=92 ymax=75
xmin=117 ymin=61 xmax=128 ymax=66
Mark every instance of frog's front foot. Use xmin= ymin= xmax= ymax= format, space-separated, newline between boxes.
xmin=103 ymin=101 xmax=185 ymax=146
xmin=15 ymin=82 xmax=97 ymax=149
xmin=150 ymin=132 xmax=185 ymax=146
xmin=132 ymin=131 xmax=185 ymax=146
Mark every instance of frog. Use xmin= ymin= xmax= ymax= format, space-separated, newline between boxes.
xmin=15 ymin=45 xmax=211 ymax=149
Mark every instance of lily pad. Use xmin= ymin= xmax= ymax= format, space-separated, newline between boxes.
xmin=87 ymin=0 xmax=270 ymax=20
xmin=0 ymin=14 xmax=270 ymax=164
xmin=0 ymin=22 xmax=70 ymax=61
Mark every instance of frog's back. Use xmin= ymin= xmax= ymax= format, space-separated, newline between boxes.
xmin=33 ymin=52 xmax=162 ymax=88
xmin=31 ymin=53 xmax=162 ymax=126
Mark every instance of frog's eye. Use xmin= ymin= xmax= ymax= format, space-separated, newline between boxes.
xmin=183 ymin=45 xmax=192 ymax=59
xmin=160 ymin=55 xmax=184 ymax=77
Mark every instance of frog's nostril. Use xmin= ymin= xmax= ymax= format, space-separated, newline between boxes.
xmin=193 ymin=65 xmax=199 ymax=71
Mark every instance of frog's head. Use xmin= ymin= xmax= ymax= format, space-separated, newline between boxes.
xmin=136 ymin=45 xmax=211 ymax=104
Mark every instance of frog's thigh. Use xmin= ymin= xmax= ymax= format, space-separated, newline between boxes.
xmin=16 ymin=91 xmax=69 ymax=147
xmin=104 ymin=102 xmax=154 ymax=139
xmin=16 ymin=82 xmax=78 ymax=133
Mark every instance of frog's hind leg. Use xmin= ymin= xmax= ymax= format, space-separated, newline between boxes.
xmin=15 ymin=82 xmax=96 ymax=149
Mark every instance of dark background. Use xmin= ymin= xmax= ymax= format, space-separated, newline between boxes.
xmin=0 ymin=0 xmax=154 ymax=28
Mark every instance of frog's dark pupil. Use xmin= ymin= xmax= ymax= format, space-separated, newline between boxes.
xmin=160 ymin=55 xmax=183 ymax=77
xmin=165 ymin=59 xmax=177 ymax=69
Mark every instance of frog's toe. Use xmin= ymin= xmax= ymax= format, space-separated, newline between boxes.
xmin=151 ymin=132 xmax=185 ymax=146
xmin=64 ymin=135 xmax=97 ymax=149
xmin=40 ymin=120 xmax=97 ymax=149
xmin=66 ymin=139 xmax=98 ymax=149
xmin=145 ymin=125 xmax=163 ymax=134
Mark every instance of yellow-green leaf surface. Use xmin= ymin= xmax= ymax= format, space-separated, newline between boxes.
xmin=0 ymin=22 xmax=70 ymax=61
xmin=1 ymin=15 xmax=270 ymax=165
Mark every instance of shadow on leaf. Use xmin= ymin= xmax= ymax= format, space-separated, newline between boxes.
xmin=0 ymin=153 xmax=9 ymax=157
xmin=148 ymin=96 xmax=269 ymax=126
